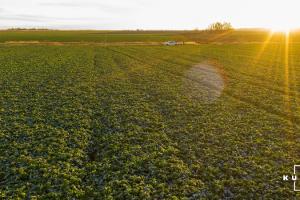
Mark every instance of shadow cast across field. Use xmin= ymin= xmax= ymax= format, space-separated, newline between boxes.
xmin=183 ymin=62 xmax=226 ymax=103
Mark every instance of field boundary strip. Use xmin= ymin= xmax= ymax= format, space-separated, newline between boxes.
xmin=2 ymin=41 xmax=299 ymax=46
xmin=0 ymin=41 xmax=195 ymax=46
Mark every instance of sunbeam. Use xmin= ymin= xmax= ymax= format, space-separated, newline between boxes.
xmin=252 ymin=31 xmax=274 ymax=65
xmin=283 ymin=30 xmax=292 ymax=125
xmin=289 ymin=34 xmax=299 ymax=124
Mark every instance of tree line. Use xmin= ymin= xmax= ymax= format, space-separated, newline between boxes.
xmin=207 ymin=22 xmax=233 ymax=31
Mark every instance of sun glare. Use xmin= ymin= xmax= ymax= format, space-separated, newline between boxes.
xmin=271 ymin=27 xmax=290 ymax=34
xmin=269 ymin=23 xmax=294 ymax=33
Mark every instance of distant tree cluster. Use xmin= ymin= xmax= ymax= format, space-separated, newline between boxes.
xmin=207 ymin=22 xmax=233 ymax=31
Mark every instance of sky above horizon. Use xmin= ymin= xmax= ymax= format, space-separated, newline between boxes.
xmin=0 ymin=0 xmax=300 ymax=30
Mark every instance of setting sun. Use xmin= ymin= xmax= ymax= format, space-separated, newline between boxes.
xmin=269 ymin=23 xmax=295 ymax=33
xmin=270 ymin=27 xmax=291 ymax=33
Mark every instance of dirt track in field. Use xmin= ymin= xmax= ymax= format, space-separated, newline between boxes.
xmin=1 ymin=41 xmax=199 ymax=46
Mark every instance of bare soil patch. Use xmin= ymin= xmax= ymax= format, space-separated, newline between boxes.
xmin=183 ymin=62 xmax=225 ymax=102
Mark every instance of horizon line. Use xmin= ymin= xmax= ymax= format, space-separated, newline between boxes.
xmin=0 ymin=27 xmax=275 ymax=31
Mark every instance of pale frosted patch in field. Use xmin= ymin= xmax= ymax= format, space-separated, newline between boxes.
xmin=184 ymin=63 xmax=225 ymax=102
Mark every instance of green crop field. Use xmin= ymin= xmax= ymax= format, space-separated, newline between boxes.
xmin=1 ymin=31 xmax=300 ymax=199
xmin=1 ymin=29 xmax=300 ymax=43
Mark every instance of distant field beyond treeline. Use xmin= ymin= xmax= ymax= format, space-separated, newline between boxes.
xmin=1 ymin=29 xmax=300 ymax=43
